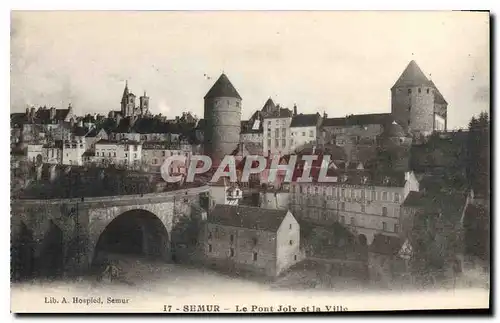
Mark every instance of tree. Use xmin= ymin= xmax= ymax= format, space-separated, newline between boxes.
xmin=466 ymin=112 xmax=490 ymax=197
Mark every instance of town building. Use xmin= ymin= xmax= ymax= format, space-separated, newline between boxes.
xmin=119 ymin=82 xmax=150 ymax=118
xmin=205 ymin=204 xmax=301 ymax=276
xmin=289 ymin=112 xmax=322 ymax=153
xmin=62 ymin=137 xmax=86 ymax=166
xmin=141 ymin=141 xmax=192 ymax=173
xmin=42 ymin=141 xmax=63 ymax=164
xmin=289 ymin=169 xmax=420 ymax=245
xmin=262 ymin=104 xmax=294 ymax=157
xmin=92 ymin=139 xmax=142 ymax=168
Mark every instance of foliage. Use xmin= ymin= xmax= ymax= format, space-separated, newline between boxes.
xmin=466 ymin=112 xmax=490 ymax=197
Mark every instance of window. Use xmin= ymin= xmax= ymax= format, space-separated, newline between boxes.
xmin=230 ymin=234 xmax=234 ymax=243
xmin=309 ymin=130 xmax=314 ymax=137
xmin=427 ymin=88 xmax=430 ymax=94
xmin=418 ymin=88 xmax=421 ymax=93
xmin=208 ymin=244 xmax=212 ymax=252
xmin=361 ymin=190 xmax=365 ymax=199
xmin=299 ymin=186 xmax=303 ymax=193
xmin=382 ymin=192 xmax=388 ymax=201
xmin=394 ymin=193 xmax=400 ymax=203
xmin=275 ymin=129 xmax=280 ymax=138
xmin=162 ymin=151 xmax=166 ymax=157
xmin=302 ymin=132 xmax=306 ymax=136
xmin=394 ymin=224 xmax=399 ymax=233
xmin=341 ymin=202 xmax=345 ymax=211
xmin=289 ymin=240 xmax=293 ymax=245
xmin=134 ymin=145 xmax=138 ymax=151
xmin=351 ymin=190 xmax=355 ymax=199
xmin=108 ymin=152 xmax=111 ymax=157
xmin=340 ymin=216 xmax=345 ymax=224
xmin=252 ymin=238 xmax=258 ymax=246
xmin=275 ymin=139 xmax=279 ymax=147
xmin=134 ymin=153 xmax=137 ymax=158
xmin=230 ymin=248 xmax=234 ymax=257
xmin=282 ymin=139 xmax=286 ymax=147
xmin=382 ymin=207 xmax=388 ymax=216
xmin=294 ymin=255 xmax=297 ymax=261
xmin=267 ymin=121 xmax=271 ymax=126
xmin=153 ymin=158 xmax=157 ymax=164
xmin=95 ymin=152 xmax=99 ymax=157
xmin=282 ymin=128 xmax=286 ymax=137
xmin=382 ymin=222 xmax=387 ymax=231
xmin=289 ymin=224 xmax=292 ymax=229
xmin=267 ymin=139 xmax=271 ymax=147
xmin=341 ymin=189 xmax=346 ymax=198
xmin=253 ymin=252 xmax=258 ymax=261
xmin=114 ymin=152 xmax=116 ymax=157
xmin=350 ymin=217 xmax=355 ymax=225
xmin=371 ymin=191 xmax=376 ymax=201
xmin=361 ymin=205 xmax=365 ymax=213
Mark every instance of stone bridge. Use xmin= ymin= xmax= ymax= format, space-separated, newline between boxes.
xmin=10 ymin=185 xmax=210 ymax=279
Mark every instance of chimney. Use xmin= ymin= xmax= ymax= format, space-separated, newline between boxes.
xmin=293 ymin=104 xmax=298 ymax=116
xmin=78 ymin=120 xmax=83 ymax=127
xmin=323 ymin=111 xmax=327 ymax=119
xmin=30 ymin=107 xmax=36 ymax=118
xmin=312 ymin=145 xmax=316 ymax=155
xmin=25 ymin=107 xmax=30 ymax=116
xmin=50 ymin=107 xmax=56 ymax=120
xmin=68 ymin=103 xmax=73 ymax=113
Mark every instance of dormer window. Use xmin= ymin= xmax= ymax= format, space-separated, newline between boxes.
xmin=427 ymin=88 xmax=430 ymax=94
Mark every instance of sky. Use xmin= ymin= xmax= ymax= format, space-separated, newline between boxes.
xmin=10 ymin=11 xmax=489 ymax=129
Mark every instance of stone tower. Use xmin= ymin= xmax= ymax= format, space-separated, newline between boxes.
xmin=203 ymin=73 xmax=242 ymax=166
xmin=121 ymin=81 xmax=136 ymax=117
xmin=139 ymin=91 xmax=150 ymax=116
xmin=391 ymin=60 xmax=448 ymax=137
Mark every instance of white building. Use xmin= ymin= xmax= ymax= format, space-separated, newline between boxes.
xmin=289 ymin=113 xmax=322 ymax=153
xmin=62 ymin=138 xmax=85 ymax=166
xmin=262 ymin=106 xmax=293 ymax=157
xmin=93 ymin=139 xmax=142 ymax=168
xmin=289 ymin=170 xmax=419 ymax=245
xmin=141 ymin=141 xmax=191 ymax=173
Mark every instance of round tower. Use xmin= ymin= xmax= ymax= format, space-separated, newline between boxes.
xmin=203 ymin=73 xmax=242 ymax=166
xmin=391 ymin=60 xmax=436 ymax=137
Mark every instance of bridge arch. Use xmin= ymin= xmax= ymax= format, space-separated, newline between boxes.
xmin=91 ymin=209 xmax=170 ymax=270
xmin=11 ymin=221 xmax=35 ymax=281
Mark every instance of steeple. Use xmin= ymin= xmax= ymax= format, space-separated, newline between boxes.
xmin=204 ymin=73 xmax=242 ymax=100
xmin=392 ymin=60 xmax=432 ymax=89
xmin=121 ymin=81 xmax=129 ymax=104
xmin=262 ymin=97 xmax=276 ymax=112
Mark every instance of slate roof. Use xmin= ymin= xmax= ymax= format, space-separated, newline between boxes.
xmin=262 ymin=98 xmax=276 ymax=112
xmin=86 ymin=127 xmax=107 ymax=138
xmin=73 ymin=126 xmax=88 ymax=137
xmin=208 ymin=204 xmax=289 ymax=232
xmin=240 ymin=120 xmax=262 ymax=134
xmin=262 ymin=106 xmax=293 ymax=119
xmin=204 ymin=74 xmax=242 ymax=100
xmin=369 ymin=234 xmax=403 ymax=255
xmin=321 ymin=113 xmax=392 ymax=128
xmin=11 ymin=113 xmax=27 ymax=127
xmin=392 ymin=60 xmax=433 ymax=89
xmin=95 ymin=139 xmax=141 ymax=145
xmin=290 ymin=113 xmax=321 ymax=128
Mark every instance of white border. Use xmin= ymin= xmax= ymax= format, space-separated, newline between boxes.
xmin=2 ymin=1 xmax=497 ymax=323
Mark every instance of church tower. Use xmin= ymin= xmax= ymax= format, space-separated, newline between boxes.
xmin=139 ymin=91 xmax=150 ymax=116
xmin=391 ymin=60 xmax=448 ymax=137
xmin=120 ymin=81 xmax=136 ymax=117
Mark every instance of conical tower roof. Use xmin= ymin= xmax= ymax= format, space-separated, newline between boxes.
xmin=392 ymin=60 xmax=432 ymax=89
xmin=204 ymin=73 xmax=242 ymax=100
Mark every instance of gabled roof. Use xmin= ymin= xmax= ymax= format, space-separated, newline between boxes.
xmin=204 ymin=74 xmax=242 ymax=100
xmin=262 ymin=98 xmax=276 ymax=112
xmin=290 ymin=113 xmax=321 ymax=128
xmin=262 ymin=106 xmax=293 ymax=119
xmin=401 ymin=190 xmax=468 ymax=224
xmin=208 ymin=204 xmax=289 ymax=232
xmin=392 ymin=60 xmax=433 ymax=89
xmin=369 ymin=234 xmax=403 ymax=256
xmin=73 ymin=126 xmax=88 ymax=137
